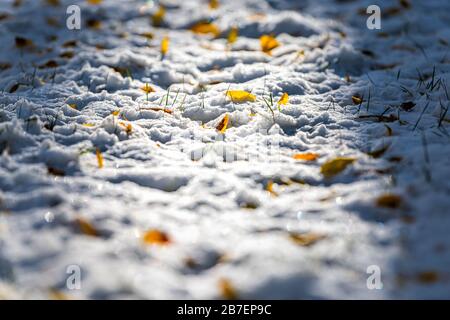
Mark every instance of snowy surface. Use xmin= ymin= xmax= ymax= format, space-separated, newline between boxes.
xmin=0 ymin=0 xmax=449 ymax=299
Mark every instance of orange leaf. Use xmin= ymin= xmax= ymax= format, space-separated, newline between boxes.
xmin=293 ymin=153 xmax=319 ymax=161
xmin=218 ymin=278 xmax=238 ymax=300
xmin=75 ymin=217 xmax=99 ymax=237
xmin=142 ymin=229 xmax=171 ymax=245
xmin=260 ymin=34 xmax=279 ymax=54
xmin=190 ymin=22 xmax=220 ymax=37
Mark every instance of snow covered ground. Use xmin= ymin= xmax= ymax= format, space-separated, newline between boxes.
xmin=0 ymin=0 xmax=449 ymax=299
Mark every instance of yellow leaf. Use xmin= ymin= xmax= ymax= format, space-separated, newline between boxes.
xmin=375 ymin=194 xmax=403 ymax=209
xmin=142 ymin=229 xmax=171 ymax=245
xmin=226 ymin=90 xmax=256 ymax=103
xmin=190 ymin=22 xmax=220 ymax=37
xmin=218 ymin=278 xmax=238 ymax=300
xmin=141 ymin=83 xmax=155 ymax=94
xmin=82 ymin=123 xmax=95 ymax=127
xmin=278 ymin=92 xmax=289 ymax=106
xmin=216 ymin=113 xmax=230 ymax=134
xmin=289 ymin=232 xmax=326 ymax=247
xmin=111 ymin=110 xmax=120 ymax=116
xmin=293 ymin=153 xmax=319 ymax=161
xmin=352 ymin=95 xmax=362 ymax=105
xmin=68 ymin=104 xmax=77 ymax=110
xmin=161 ymin=36 xmax=169 ymax=56
xmin=320 ymin=157 xmax=355 ymax=178
xmin=75 ymin=217 xmax=99 ymax=237
xmin=209 ymin=0 xmax=219 ymax=10
xmin=260 ymin=34 xmax=279 ymax=54
xmin=152 ymin=5 xmax=165 ymax=27
xmin=266 ymin=180 xmax=278 ymax=197
xmin=227 ymin=26 xmax=238 ymax=45
xmin=96 ymin=148 xmax=104 ymax=169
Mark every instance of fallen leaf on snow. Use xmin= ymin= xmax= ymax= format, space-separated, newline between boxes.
xmin=352 ymin=95 xmax=362 ymax=105
xmin=260 ymin=34 xmax=279 ymax=54
xmin=96 ymin=148 xmax=104 ymax=169
xmin=216 ymin=113 xmax=230 ymax=134
xmin=289 ymin=232 xmax=326 ymax=247
xmin=152 ymin=5 xmax=165 ymax=27
xmin=293 ymin=153 xmax=319 ymax=161
xmin=75 ymin=217 xmax=99 ymax=237
xmin=375 ymin=194 xmax=403 ymax=209
xmin=161 ymin=36 xmax=169 ymax=56
xmin=218 ymin=278 xmax=238 ymax=300
xmin=226 ymin=90 xmax=256 ymax=103
xmin=142 ymin=229 xmax=171 ymax=245
xmin=278 ymin=92 xmax=289 ymax=106
xmin=227 ymin=26 xmax=238 ymax=45
xmin=190 ymin=22 xmax=220 ymax=37
xmin=320 ymin=157 xmax=356 ymax=178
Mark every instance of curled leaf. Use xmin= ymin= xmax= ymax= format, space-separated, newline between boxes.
xmin=352 ymin=95 xmax=362 ymax=105
xmin=216 ymin=113 xmax=230 ymax=134
xmin=320 ymin=157 xmax=355 ymax=178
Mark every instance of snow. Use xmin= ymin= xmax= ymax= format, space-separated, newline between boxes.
xmin=0 ymin=0 xmax=449 ymax=299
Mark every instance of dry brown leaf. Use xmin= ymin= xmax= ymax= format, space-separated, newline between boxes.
xmin=75 ymin=217 xmax=99 ymax=237
xmin=352 ymin=95 xmax=362 ymax=105
xmin=289 ymin=232 xmax=326 ymax=247
xmin=375 ymin=194 xmax=403 ymax=209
